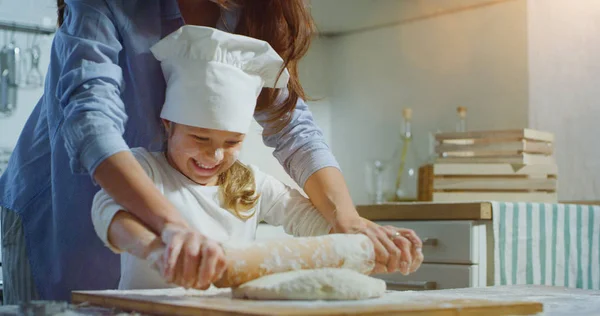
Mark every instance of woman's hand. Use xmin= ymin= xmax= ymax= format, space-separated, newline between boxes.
xmin=148 ymin=223 xmax=227 ymax=289
xmin=302 ymin=168 xmax=423 ymax=274
xmin=333 ymin=217 xmax=423 ymax=275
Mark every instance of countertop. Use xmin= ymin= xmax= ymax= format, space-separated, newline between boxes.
xmin=357 ymin=201 xmax=600 ymax=221
xmin=0 ymin=285 xmax=597 ymax=315
xmin=357 ymin=202 xmax=493 ymax=221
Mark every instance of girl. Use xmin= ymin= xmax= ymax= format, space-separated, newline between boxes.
xmin=92 ymin=26 xmax=336 ymax=290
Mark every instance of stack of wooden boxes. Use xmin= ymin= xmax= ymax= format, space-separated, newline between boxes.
xmin=418 ymin=129 xmax=558 ymax=203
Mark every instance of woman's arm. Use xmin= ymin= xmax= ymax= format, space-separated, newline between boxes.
xmin=257 ymin=97 xmax=423 ymax=275
xmin=93 ymin=152 xmax=189 ymax=233
xmin=303 ymin=167 xmax=363 ymax=233
xmin=256 ymin=97 xmax=359 ymax=227
xmin=57 ymin=1 xmax=187 ymax=233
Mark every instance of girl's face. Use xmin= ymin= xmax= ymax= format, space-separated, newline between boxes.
xmin=163 ymin=120 xmax=245 ymax=186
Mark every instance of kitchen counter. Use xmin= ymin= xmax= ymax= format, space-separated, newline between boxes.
xmin=0 ymin=285 xmax=596 ymax=315
xmin=357 ymin=202 xmax=493 ymax=220
xmin=419 ymin=285 xmax=600 ymax=315
xmin=360 ymin=201 xmax=600 ymax=292
xmin=357 ymin=201 xmax=600 ymax=221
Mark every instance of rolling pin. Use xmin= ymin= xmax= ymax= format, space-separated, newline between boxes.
xmin=215 ymin=234 xmax=375 ymax=288
xmin=147 ymin=234 xmax=375 ymax=288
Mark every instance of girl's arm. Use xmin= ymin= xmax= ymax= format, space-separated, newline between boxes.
xmin=254 ymin=166 xmax=332 ymax=237
xmin=90 ymin=149 xmax=226 ymax=289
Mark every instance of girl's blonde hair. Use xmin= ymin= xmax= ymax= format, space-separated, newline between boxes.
xmin=217 ymin=161 xmax=260 ymax=220
xmin=166 ymin=123 xmax=260 ymax=220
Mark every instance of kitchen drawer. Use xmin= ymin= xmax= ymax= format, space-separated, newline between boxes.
xmin=374 ymin=220 xmax=485 ymax=264
xmin=373 ymin=263 xmax=480 ymax=290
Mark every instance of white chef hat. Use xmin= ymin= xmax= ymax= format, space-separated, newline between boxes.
xmin=150 ymin=25 xmax=290 ymax=134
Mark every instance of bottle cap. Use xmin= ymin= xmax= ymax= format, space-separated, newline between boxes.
xmin=403 ymin=108 xmax=412 ymax=120
xmin=457 ymin=106 xmax=467 ymax=118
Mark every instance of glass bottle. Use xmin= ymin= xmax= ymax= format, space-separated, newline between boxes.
xmin=386 ymin=108 xmax=420 ymax=202
xmin=456 ymin=106 xmax=467 ymax=132
xmin=365 ymin=159 xmax=386 ymax=204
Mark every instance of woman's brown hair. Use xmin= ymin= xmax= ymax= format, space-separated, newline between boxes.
xmin=231 ymin=0 xmax=315 ymax=135
xmin=57 ymin=0 xmax=316 ymax=135
xmin=57 ymin=0 xmax=66 ymax=26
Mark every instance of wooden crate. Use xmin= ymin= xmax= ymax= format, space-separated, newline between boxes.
xmin=434 ymin=129 xmax=555 ymax=164
xmin=418 ymin=163 xmax=558 ymax=203
xmin=435 ymin=129 xmax=554 ymax=143
xmin=436 ymin=153 xmax=555 ymax=165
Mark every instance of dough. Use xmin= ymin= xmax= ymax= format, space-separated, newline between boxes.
xmin=232 ymin=268 xmax=386 ymax=301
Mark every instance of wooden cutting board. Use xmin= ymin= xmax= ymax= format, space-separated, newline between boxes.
xmin=71 ymin=288 xmax=543 ymax=316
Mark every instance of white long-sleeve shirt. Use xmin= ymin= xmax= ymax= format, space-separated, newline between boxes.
xmin=91 ymin=147 xmax=331 ymax=290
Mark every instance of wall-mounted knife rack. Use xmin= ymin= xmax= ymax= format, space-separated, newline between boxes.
xmin=0 ymin=20 xmax=55 ymax=117
xmin=0 ymin=20 xmax=56 ymax=35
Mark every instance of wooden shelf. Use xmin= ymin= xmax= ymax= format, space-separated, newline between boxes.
xmin=357 ymin=202 xmax=493 ymax=221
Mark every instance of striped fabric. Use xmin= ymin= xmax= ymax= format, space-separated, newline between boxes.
xmin=1 ymin=207 xmax=39 ymax=304
xmin=492 ymin=202 xmax=600 ymax=289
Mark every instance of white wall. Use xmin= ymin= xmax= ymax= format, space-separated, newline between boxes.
xmin=0 ymin=0 xmax=55 ymax=149
xmin=327 ymin=0 xmax=529 ymax=204
xmin=527 ymin=0 xmax=600 ymax=200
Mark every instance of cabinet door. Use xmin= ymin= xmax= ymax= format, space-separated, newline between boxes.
xmin=376 ymin=220 xmax=486 ymax=264
xmin=373 ymin=263 xmax=479 ymax=290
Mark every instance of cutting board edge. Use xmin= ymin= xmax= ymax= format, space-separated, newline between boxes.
xmin=71 ymin=291 xmax=544 ymax=316
xmin=72 ymin=292 xmax=261 ymax=316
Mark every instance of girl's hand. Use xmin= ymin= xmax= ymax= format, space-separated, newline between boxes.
xmin=148 ymin=223 xmax=227 ymax=289
xmin=334 ymin=217 xmax=423 ymax=275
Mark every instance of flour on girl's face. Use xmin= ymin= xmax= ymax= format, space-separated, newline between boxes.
xmin=162 ymin=121 xmax=246 ymax=186
xmin=214 ymin=148 xmax=225 ymax=161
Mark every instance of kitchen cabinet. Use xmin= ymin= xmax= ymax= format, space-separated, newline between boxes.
xmin=357 ymin=203 xmax=493 ymax=290
xmin=371 ymin=219 xmax=491 ymax=290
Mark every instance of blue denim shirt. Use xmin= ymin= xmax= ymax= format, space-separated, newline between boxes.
xmin=0 ymin=0 xmax=338 ymax=300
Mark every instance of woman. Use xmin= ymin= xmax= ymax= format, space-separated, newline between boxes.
xmin=0 ymin=0 xmax=423 ymax=302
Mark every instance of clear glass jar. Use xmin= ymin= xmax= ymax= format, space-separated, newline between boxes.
xmin=365 ymin=159 xmax=386 ymax=204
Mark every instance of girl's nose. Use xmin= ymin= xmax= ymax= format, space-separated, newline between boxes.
xmin=206 ymin=147 xmax=224 ymax=163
